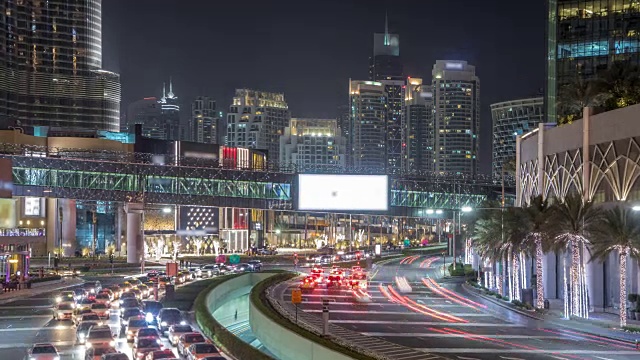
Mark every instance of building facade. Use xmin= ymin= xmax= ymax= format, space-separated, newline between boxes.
xmin=0 ymin=0 xmax=121 ymax=131
xmin=191 ymin=96 xmax=219 ymax=144
xmin=225 ymin=89 xmax=290 ymax=163
xmin=279 ymin=118 xmax=347 ymax=172
xmin=546 ymin=0 xmax=640 ymax=123
xmin=369 ymin=15 xmax=403 ymax=81
xmin=516 ymin=104 xmax=640 ymax=312
xmin=405 ymin=77 xmax=434 ymax=174
xmin=349 ymin=80 xmax=387 ymax=171
xmin=491 ymin=97 xmax=544 ymax=182
xmin=432 ymin=60 xmax=480 ymax=176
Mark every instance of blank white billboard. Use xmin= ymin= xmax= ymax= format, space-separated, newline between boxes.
xmin=297 ymin=174 xmax=388 ymax=211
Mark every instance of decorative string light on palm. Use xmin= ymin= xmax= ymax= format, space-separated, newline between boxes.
xmin=512 ymin=249 xmax=521 ymax=301
xmin=534 ymin=237 xmax=545 ymax=309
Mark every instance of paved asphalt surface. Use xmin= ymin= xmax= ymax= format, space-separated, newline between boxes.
xmin=0 ymin=275 xmax=179 ymax=360
xmin=279 ymin=256 xmax=640 ymax=360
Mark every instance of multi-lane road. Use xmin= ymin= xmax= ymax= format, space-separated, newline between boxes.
xmin=279 ymin=255 xmax=640 ymax=360
xmin=0 ymin=276 xmax=178 ymax=360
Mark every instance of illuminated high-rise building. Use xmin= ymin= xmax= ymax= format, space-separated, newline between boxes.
xmin=280 ymin=118 xmax=346 ymax=172
xmin=369 ymin=14 xmax=403 ymax=81
xmin=225 ymin=89 xmax=290 ymax=161
xmin=191 ymin=96 xmax=220 ymax=144
xmin=348 ymin=80 xmax=387 ymax=171
xmin=405 ymin=77 xmax=434 ymax=174
xmin=547 ymin=1 xmax=640 ymax=122
xmin=0 ymin=0 xmax=121 ymax=131
xmin=432 ymin=60 xmax=480 ymax=176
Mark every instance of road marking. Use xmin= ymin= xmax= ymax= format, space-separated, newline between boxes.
xmin=594 ymin=357 xmax=617 ymax=360
xmin=499 ymin=356 xmax=525 ymax=360
xmin=0 ymin=325 xmax=73 ymax=332
xmin=457 ymin=356 xmax=481 ymax=360
xmin=330 ymin=320 xmax=519 ymax=327
xmin=302 ymin=309 xmax=488 ymax=317
xmin=359 ymin=333 xmax=562 ymax=339
xmin=0 ymin=314 xmax=52 ymax=319
xmin=420 ymin=349 xmax=640 ymax=354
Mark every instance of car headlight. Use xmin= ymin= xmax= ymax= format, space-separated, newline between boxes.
xmin=85 ymin=342 xmax=92 ymax=348
xmin=109 ymin=340 xmax=115 ymax=346
xmin=146 ymin=312 xmax=154 ymax=323
xmin=55 ymin=297 xmax=61 ymax=303
xmin=180 ymin=320 xmax=186 ymax=325
xmin=79 ymin=333 xmax=85 ymax=339
xmin=160 ymin=321 xmax=167 ymax=326
xmin=90 ymin=289 xmax=95 ymax=294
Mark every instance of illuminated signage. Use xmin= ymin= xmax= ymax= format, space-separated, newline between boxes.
xmin=445 ymin=62 xmax=463 ymax=70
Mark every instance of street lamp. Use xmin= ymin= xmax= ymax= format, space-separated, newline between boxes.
xmin=632 ymin=205 xmax=640 ymax=211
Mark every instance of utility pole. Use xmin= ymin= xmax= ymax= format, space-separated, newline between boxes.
xmin=92 ymin=211 xmax=97 ymax=259
xmin=58 ymin=205 xmax=63 ymax=259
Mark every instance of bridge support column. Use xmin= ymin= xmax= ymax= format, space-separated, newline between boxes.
xmin=125 ymin=203 xmax=143 ymax=264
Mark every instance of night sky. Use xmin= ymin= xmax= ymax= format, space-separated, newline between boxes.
xmin=103 ymin=0 xmax=546 ymax=174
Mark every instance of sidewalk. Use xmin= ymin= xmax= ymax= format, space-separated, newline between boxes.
xmin=0 ymin=277 xmax=84 ymax=305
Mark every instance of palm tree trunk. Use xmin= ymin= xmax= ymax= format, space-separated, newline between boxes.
xmin=571 ymin=239 xmax=580 ymax=316
xmin=513 ymin=250 xmax=521 ymax=301
xmin=535 ymin=238 xmax=544 ymax=309
xmin=563 ymin=251 xmax=569 ymax=319
xmin=619 ymin=249 xmax=628 ymax=327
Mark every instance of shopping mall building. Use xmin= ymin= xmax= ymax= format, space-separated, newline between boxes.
xmin=516 ymin=104 xmax=640 ymax=311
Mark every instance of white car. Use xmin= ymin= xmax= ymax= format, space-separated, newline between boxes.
xmin=27 ymin=343 xmax=60 ymax=360
xmin=167 ymin=324 xmax=193 ymax=346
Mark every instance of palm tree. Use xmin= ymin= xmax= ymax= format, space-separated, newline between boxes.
xmin=588 ymin=206 xmax=640 ymax=327
xmin=601 ymin=60 xmax=640 ymax=110
xmin=548 ymin=193 xmax=602 ymax=318
xmin=517 ymin=196 xmax=553 ymax=309
xmin=557 ymin=75 xmax=609 ymax=124
xmin=472 ymin=214 xmax=505 ymax=291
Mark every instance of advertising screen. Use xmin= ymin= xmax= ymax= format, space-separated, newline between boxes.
xmin=297 ymin=174 xmax=388 ymax=211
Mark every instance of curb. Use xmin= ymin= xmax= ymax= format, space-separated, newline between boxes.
xmin=461 ymin=283 xmax=543 ymax=320
xmin=0 ymin=278 xmax=85 ymax=305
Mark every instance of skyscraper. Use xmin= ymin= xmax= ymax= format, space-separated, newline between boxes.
xmin=369 ymin=14 xmax=403 ymax=81
xmin=349 ymin=80 xmax=387 ymax=171
xmin=432 ymin=60 xmax=480 ymax=176
xmin=0 ymin=0 xmax=121 ymax=131
xmin=369 ymin=15 xmax=405 ymax=173
xmin=547 ymin=1 xmax=640 ymax=123
xmin=125 ymin=80 xmax=180 ymax=141
xmin=279 ymin=118 xmax=347 ymax=172
xmin=405 ymin=77 xmax=434 ymax=174
xmin=225 ymin=89 xmax=290 ymax=162
xmin=191 ymin=96 xmax=219 ymax=144
xmin=491 ymin=97 xmax=544 ymax=183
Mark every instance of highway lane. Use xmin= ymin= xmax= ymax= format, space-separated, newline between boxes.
xmin=0 ymin=276 xmax=174 ymax=360
xmin=282 ymin=256 xmax=640 ymax=360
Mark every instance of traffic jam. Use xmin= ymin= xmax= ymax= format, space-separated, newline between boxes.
xmin=42 ymin=270 xmax=227 ymax=360
xmin=299 ymin=264 xmax=370 ymax=301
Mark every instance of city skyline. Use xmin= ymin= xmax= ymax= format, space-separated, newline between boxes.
xmin=103 ymin=0 xmax=545 ymax=174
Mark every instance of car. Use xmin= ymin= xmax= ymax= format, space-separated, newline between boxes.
xmin=138 ymin=284 xmax=150 ymax=298
xmin=156 ymin=308 xmax=184 ymax=333
xmin=309 ymin=272 xmax=324 ymax=285
xmin=99 ymin=288 xmax=114 ymax=301
xmin=121 ymin=308 xmax=144 ymax=328
xmin=91 ymin=303 xmax=110 ymax=319
xmin=77 ymin=298 xmax=97 ymax=311
xmin=128 ymin=278 xmax=142 ymax=287
xmin=142 ymin=300 xmax=163 ymax=324
xmin=85 ymin=346 xmax=117 ymax=360
xmin=27 ymin=343 xmax=59 ymax=360
xmin=132 ymin=337 xmax=163 ymax=360
xmin=167 ymin=324 xmax=193 ymax=346
xmin=101 ymin=353 xmax=130 ymax=360
xmin=74 ymin=288 xmax=88 ymax=301
xmin=76 ymin=321 xmax=99 ymax=344
xmin=125 ymin=317 xmax=148 ymax=342
xmin=120 ymin=297 xmax=141 ymax=310
xmin=135 ymin=327 xmax=161 ymax=343
xmin=53 ymin=302 xmax=74 ymax=320
xmin=55 ymin=290 xmax=75 ymax=304
xmin=233 ymin=263 xmax=251 ymax=273
xmin=300 ymin=276 xmax=317 ymax=290
xmin=120 ymin=291 xmax=137 ymax=301
xmin=72 ymin=308 xmax=95 ymax=326
xmin=177 ymin=333 xmax=207 ymax=356
xmin=147 ymin=271 xmax=159 ymax=280
xmin=247 ymin=260 xmax=262 ymax=271
xmin=94 ymin=293 xmax=111 ymax=306
xmin=131 ymin=288 xmax=143 ymax=299
xmin=109 ymin=285 xmax=123 ymax=299
xmin=185 ymin=343 xmax=219 ymax=360
xmin=85 ymin=324 xmax=116 ymax=349
xmin=257 ymin=248 xmax=276 ymax=255
xmin=145 ymin=349 xmax=177 ymax=360
xmin=80 ymin=312 xmax=102 ymax=325
xmin=327 ymin=274 xmax=343 ymax=288
xmin=157 ymin=276 xmax=171 ymax=289
xmin=311 ymin=265 xmax=324 ymax=273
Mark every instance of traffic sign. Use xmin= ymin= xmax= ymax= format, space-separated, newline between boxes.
xmin=291 ymin=288 xmax=302 ymax=304
xmin=229 ymin=254 xmax=240 ymax=264
xmin=404 ymin=239 xmax=411 ymax=247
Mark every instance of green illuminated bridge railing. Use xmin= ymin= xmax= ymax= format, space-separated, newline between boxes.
xmin=6 ymin=155 xmax=494 ymax=213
